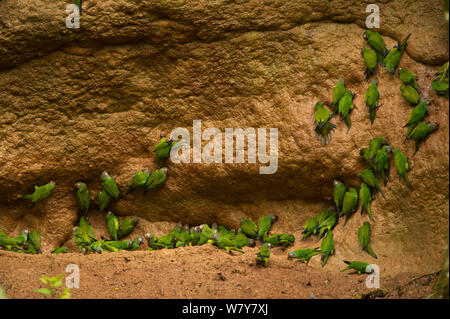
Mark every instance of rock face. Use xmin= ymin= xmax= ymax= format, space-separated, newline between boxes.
xmin=0 ymin=0 xmax=448 ymax=275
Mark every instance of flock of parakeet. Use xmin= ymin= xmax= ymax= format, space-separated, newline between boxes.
xmin=311 ymin=30 xmax=446 ymax=274
xmin=314 ymin=30 xmax=445 ymax=148
xmin=0 ymin=29 xmax=447 ymax=279
xmin=0 ymin=136 xmax=177 ymax=255
xmin=296 ymin=136 xmax=411 ymax=272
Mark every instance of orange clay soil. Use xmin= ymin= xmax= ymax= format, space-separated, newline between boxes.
xmin=0 ymin=245 xmax=438 ymax=299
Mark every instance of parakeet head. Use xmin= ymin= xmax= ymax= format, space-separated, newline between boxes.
xmin=135 ymin=236 xmax=144 ymax=245
xmin=315 ymin=102 xmax=324 ymax=110
xmin=421 ymin=99 xmax=431 ymax=107
xmin=101 ymin=171 xmax=110 ymax=181
xmin=266 ymin=243 xmax=272 ymax=249
xmin=49 ymin=181 xmax=56 ymax=187
xmin=159 ymin=167 xmax=168 ymax=175
xmin=93 ymin=246 xmax=103 ymax=254
xmin=144 ymin=232 xmax=153 ymax=240
xmin=212 ymin=232 xmax=220 ymax=241
xmin=333 ymin=179 xmax=342 ymax=187
xmin=248 ymin=239 xmax=256 ymax=247
xmin=80 ymin=247 xmax=87 ymax=254
xmin=106 ymin=211 xmax=113 ymax=217
xmin=211 ymin=223 xmax=218 ymax=230
xmin=287 ymin=251 xmax=296 ymax=259
xmin=74 ymin=181 xmax=85 ymax=190
xmin=363 ymin=30 xmax=369 ymax=40
xmin=429 ymin=123 xmax=439 ymax=131
xmin=72 ymin=226 xmax=78 ymax=233
xmin=269 ymin=214 xmax=278 ymax=223
xmin=371 ymin=78 xmax=378 ymax=85
xmin=22 ymin=229 xmax=30 ymax=236
xmin=143 ymin=168 xmax=151 ymax=175
xmin=384 ymin=145 xmax=393 ymax=153
xmin=131 ymin=216 xmax=139 ymax=224
xmin=338 ymin=79 xmax=344 ymax=84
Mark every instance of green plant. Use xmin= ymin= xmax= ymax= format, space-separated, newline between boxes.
xmin=0 ymin=287 xmax=6 ymax=299
xmin=35 ymin=274 xmax=70 ymax=299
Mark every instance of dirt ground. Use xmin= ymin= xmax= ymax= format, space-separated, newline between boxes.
xmin=0 ymin=245 xmax=439 ymax=299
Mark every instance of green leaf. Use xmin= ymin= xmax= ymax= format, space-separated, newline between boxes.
xmin=60 ymin=288 xmax=71 ymax=299
xmin=35 ymin=288 xmax=53 ymax=296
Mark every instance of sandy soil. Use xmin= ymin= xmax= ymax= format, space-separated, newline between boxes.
xmin=0 ymin=245 xmax=438 ymax=299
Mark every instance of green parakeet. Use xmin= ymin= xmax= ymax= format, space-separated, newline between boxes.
xmin=367 ymin=137 xmax=389 ymax=162
xmin=266 ymin=233 xmax=295 ymax=249
xmin=256 ymin=214 xmax=278 ymax=240
xmin=213 ymin=233 xmax=244 ymax=254
xmin=302 ymin=216 xmax=319 ymax=240
xmin=240 ymin=218 xmax=258 ymax=238
xmin=342 ymin=187 xmax=358 ymax=227
xmin=317 ymin=210 xmax=339 ymax=239
xmin=384 ymin=34 xmax=411 ymax=74
xmin=363 ymin=30 xmax=389 ymax=65
xmin=360 ymin=148 xmax=375 ymax=169
xmin=22 ymin=181 xmax=55 ymax=205
xmin=375 ymin=145 xmax=392 ymax=186
xmin=358 ymin=222 xmax=377 ymax=259
xmin=73 ymin=217 xmax=97 ymax=252
xmin=314 ymin=102 xmax=336 ymax=145
xmin=26 ymin=230 xmax=41 ymax=254
xmin=106 ymin=211 xmax=119 ymax=240
xmin=333 ymin=179 xmax=346 ymax=214
xmin=0 ymin=229 xmax=28 ymax=248
xmin=431 ymin=77 xmax=449 ymax=99
xmin=392 ymin=148 xmax=411 ymax=187
xmin=97 ymin=190 xmax=111 ymax=214
xmin=256 ymin=243 xmax=271 ymax=267
xmin=400 ymin=85 xmax=420 ymax=105
xmin=338 ymin=90 xmax=355 ymax=133
xmin=340 ymin=260 xmax=372 ymax=274
xmin=365 ymin=78 xmax=380 ymax=124
xmin=117 ymin=216 xmax=139 ymax=239
xmin=14 ymin=230 xmax=29 ymax=246
xmin=154 ymin=137 xmax=177 ymax=163
xmin=200 ymin=224 xmax=217 ymax=241
xmin=144 ymin=167 xmax=168 ymax=193
xmin=128 ymin=236 xmax=144 ymax=251
xmin=90 ymin=240 xmax=104 ymax=254
xmin=331 ymin=79 xmax=346 ymax=110
xmin=435 ymin=62 xmax=449 ymax=78
xmin=51 ymin=246 xmax=68 ymax=254
xmin=398 ymin=68 xmax=420 ymax=90
xmin=316 ymin=207 xmax=336 ymax=225
xmin=404 ymin=100 xmax=429 ymax=140
xmin=126 ymin=169 xmax=150 ymax=194
xmin=361 ymin=48 xmax=378 ymax=80
xmin=102 ymin=240 xmax=130 ymax=252
xmin=75 ymin=182 xmax=90 ymax=217
xmin=405 ymin=121 xmax=439 ymax=153
xmin=101 ymin=171 xmax=120 ymax=200
xmin=320 ymin=231 xmax=334 ymax=267
xmin=235 ymin=231 xmax=255 ymax=248
xmin=288 ymin=248 xmax=320 ymax=263
xmin=358 ymin=169 xmax=385 ymax=199
xmin=359 ymin=183 xmax=374 ymax=221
